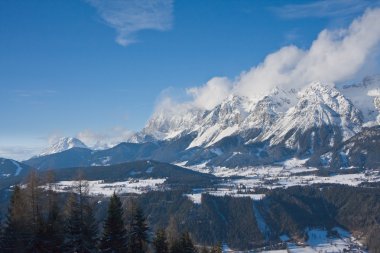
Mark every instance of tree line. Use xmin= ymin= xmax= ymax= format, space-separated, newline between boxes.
xmin=0 ymin=171 xmax=223 ymax=253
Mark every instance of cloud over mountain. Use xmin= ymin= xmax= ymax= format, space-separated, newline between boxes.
xmin=76 ymin=127 xmax=133 ymax=149
xmin=155 ymin=8 xmax=380 ymax=113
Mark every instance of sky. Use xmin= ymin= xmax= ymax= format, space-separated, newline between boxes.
xmin=1 ymin=0 xmax=380 ymax=160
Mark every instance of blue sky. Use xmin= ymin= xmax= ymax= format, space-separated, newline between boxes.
xmin=1 ymin=0 xmax=379 ymax=159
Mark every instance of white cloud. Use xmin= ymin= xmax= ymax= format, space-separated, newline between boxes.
xmin=234 ymin=45 xmax=305 ymax=97
xmin=153 ymin=8 xmax=380 ymax=115
xmin=273 ymin=0 xmax=380 ymax=19
xmin=152 ymin=77 xmax=232 ymax=115
xmin=235 ymin=8 xmax=380 ymax=97
xmin=368 ymin=89 xmax=380 ymax=97
xmin=0 ymin=146 xmax=41 ymax=161
xmin=187 ymin=77 xmax=232 ymax=110
xmin=76 ymin=127 xmax=133 ymax=149
xmin=87 ymin=0 xmax=173 ymax=46
xmin=153 ymin=95 xmax=189 ymax=116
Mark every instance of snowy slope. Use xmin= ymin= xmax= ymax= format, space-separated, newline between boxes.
xmin=133 ymin=106 xmax=204 ymax=142
xmin=136 ymin=88 xmax=298 ymax=149
xmin=30 ymin=77 xmax=379 ymax=169
xmin=309 ymin=125 xmax=380 ymax=169
xmin=189 ymin=89 xmax=298 ymax=148
xmin=187 ymin=95 xmax=251 ymax=148
xmin=259 ymin=82 xmax=363 ymax=149
xmin=39 ymin=137 xmax=89 ymax=156
xmin=0 ymin=158 xmax=31 ymax=177
xmin=126 ymin=80 xmax=370 ymax=166
xmin=138 ymin=82 xmax=363 ymax=150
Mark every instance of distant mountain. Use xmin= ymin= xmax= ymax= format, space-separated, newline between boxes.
xmin=40 ymin=160 xmax=215 ymax=188
xmin=308 ymin=126 xmax=380 ymax=169
xmin=0 ymin=158 xmax=32 ymax=178
xmin=23 ymin=138 xmax=196 ymax=170
xmin=25 ymin=147 xmax=93 ymax=170
xmin=256 ymin=82 xmax=363 ymax=157
xmin=26 ymin=77 xmax=380 ymax=170
xmin=39 ymin=137 xmax=88 ymax=156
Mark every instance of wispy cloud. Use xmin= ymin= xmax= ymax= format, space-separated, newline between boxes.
xmin=87 ymin=0 xmax=174 ymax=46
xmin=76 ymin=127 xmax=133 ymax=149
xmin=0 ymin=145 xmax=41 ymax=161
xmin=273 ymin=0 xmax=380 ymax=19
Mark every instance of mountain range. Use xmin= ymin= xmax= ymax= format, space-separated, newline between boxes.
xmin=18 ymin=76 xmax=380 ymax=171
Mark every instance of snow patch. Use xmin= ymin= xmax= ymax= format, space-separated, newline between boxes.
xmin=11 ymin=160 xmax=23 ymax=176
xmin=45 ymin=178 xmax=166 ymax=196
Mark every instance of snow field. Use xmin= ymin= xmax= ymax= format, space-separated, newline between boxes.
xmin=44 ymin=178 xmax=166 ymax=196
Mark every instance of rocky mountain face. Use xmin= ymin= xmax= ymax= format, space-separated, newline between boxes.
xmin=308 ymin=126 xmax=380 ymax=169
xmin=27 ymin=77 xmax=380 ymax=170
xmin=39 ymin=137 xmax=88 ymax=156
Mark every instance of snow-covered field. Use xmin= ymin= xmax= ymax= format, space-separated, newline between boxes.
xmin=179 ymin=158 xmax=318 ymax=178
xmin=181 ymin=158 xmax=380 ymax=190
xmin=179 ymin=158 xmax=380 ymax=205
xmin=186 ymin=188 xmax=265 ymax=204
xmin=230 ymin=171 xmax=380 ymax=189
xmin=253 ymin=228 xmax=366 ymax=253
xmin=285 ymin=228 xmax=365 ymax=253
xmin=45 ymin=178 xmax=166 ymax=196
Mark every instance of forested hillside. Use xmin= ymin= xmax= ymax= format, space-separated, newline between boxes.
xmin=0 ymin=171 xmax=379 ymax=252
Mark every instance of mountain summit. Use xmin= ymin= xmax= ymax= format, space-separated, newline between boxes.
xmin=29 ymin=78 xmax=380 ymax=170
xmin=39 ymin=137 xmax=88 ymax=156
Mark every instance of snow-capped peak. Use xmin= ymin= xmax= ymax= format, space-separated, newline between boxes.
xmin=40 ymin=137 xmax=88 ymax=156
xmin=137 ymin=106 xmax=204 ymax=142
xmin=259 ymin=81 xmax=363 ymax=149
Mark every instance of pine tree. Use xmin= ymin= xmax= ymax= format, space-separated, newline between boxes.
xmin=153 ymin=229 xmax=169 ymax=253
xmin=1 ymin=185 xmax=31 ymax=253
xmin=41 ymin=196 xmax=63 ymax=252
xmin=64 ymin=193 xmax=84 ymax=252
xmin=169 ymin=232 xmax=197 ymax=253
xmin=180 ymin=232 xmax=197 ymax=253
xmin=82 ymin=202 xmax=99 ymax=252
xmin=99 ymin=192 xmax=128 ymax=252
xmin=64 ymin=177 xmax=98 ymax=253
xmin=128 ymin=205 xmax=149 ymax=253
xmin=169 ymin=239 xmax=183 ymax=253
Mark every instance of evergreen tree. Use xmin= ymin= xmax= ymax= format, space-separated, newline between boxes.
xmin=41 ymin=196 xmax=63 ymax=252
xmin=128 ymin=206 xmax=149 ymax=253
xmin=64 ymin=193 xmax=84 ymax=252
xmin=169 ymin=239 xmax=183 ymax=253
xmin=64 ymin=177 xmax=98 ymax=253
xmin=169 ymin=232 xmax=197 ymax=253
xmin=180 ymin=232 xmax=197 ymax=253
xmin=82 ymin=202 xmax=99 ymax=252
xmin=99 ymin=192 xmax=128 ymax=252
xmin=153 ymin=229 xmax=169 ymax=253
xmin=1 ymin=185 xmax=31 ymax=253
